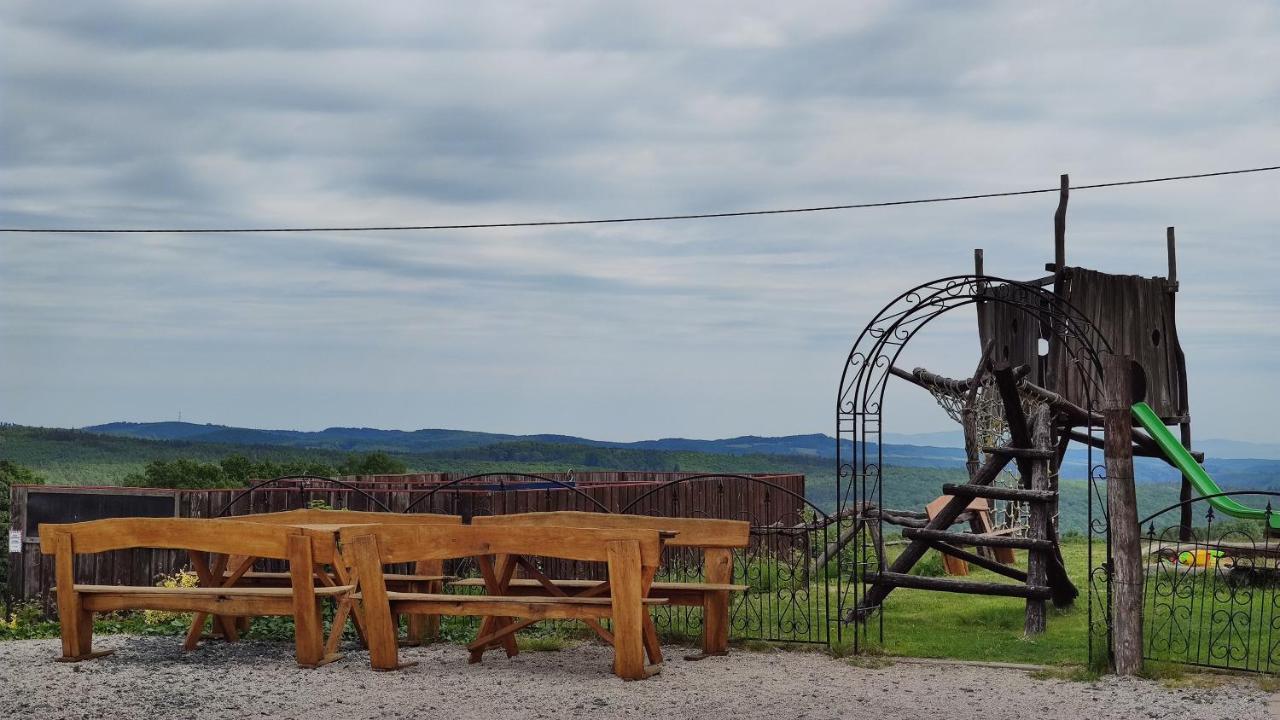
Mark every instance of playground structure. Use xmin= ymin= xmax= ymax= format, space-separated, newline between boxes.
xmin=838 ymin=175 xmax=1236 ymax=667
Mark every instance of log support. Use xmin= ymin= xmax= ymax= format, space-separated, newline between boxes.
xmin=1104 ymin=353 xmax=1143 ymax=675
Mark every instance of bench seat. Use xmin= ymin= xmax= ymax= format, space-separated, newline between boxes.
xmin=365 ymin=591 xmax=665 ymax=622
xmin=70 ymin=584 xmax=353 ymax=596
xmin=226 ymin=570 xmax=451 ymax=584
xmin=449 ymin=578 xmax=748 ymax=604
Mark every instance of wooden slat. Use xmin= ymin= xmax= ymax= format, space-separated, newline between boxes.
xmin=472 ymin=511 xmax=749 ymax=548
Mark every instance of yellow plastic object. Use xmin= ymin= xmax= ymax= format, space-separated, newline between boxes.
xmin=1176 ymin=549 xmax=1225 ymax=568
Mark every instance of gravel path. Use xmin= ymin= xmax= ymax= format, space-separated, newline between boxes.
xmin=0 ymin=637 xmax=1273 ymax=720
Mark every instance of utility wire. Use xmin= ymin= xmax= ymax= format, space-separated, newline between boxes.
xmin=1 ymin=164 xmax=1276 ymax=234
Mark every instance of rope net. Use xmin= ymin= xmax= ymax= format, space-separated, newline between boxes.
xmin=925 ymin=373 xmax=1051 ymax=535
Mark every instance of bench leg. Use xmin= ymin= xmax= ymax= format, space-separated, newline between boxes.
xmin=404 ymin=559 xmax=443 ymax=646
xmin=52 ymin=534 xmax=113 ymax=662
xmin=686 ymin=548 xmax=732 ymax=661
xmin=347 ymin=534 xmax=415 ymax=671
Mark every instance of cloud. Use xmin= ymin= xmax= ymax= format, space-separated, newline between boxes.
xmin=1 ymin=1 xmax=1278 ymax=442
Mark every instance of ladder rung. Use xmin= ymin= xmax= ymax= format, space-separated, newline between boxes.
xmin=982 ymin=446 xmax=1056 ymax=460
xmin=902 ymin=527 xmax=1054 ymax=551
xmin=941 ymin=484 xmax=1057 ymax=503
xmin=867 ymin=572 xmax=1053 ymax=599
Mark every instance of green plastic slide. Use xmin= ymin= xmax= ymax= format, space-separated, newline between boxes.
xmin=1131 ymin=401 xmax=1280 ymax=530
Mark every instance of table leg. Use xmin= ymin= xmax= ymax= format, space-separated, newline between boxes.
xmin=606 ymin=540 xmax=653 ymax=680
xmin=469 ymin=554 xmax=518 ymax=663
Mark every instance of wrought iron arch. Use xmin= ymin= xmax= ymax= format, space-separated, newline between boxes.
xmin=835 ymin=274 xmax=1113 ymax=657
xmin=215 ymin=474 xmax=394 ymax=517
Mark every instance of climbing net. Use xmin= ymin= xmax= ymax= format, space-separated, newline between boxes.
xmin=924 ymin=372 xmax=1051 ymax=534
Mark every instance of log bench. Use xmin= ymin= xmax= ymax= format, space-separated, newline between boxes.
xmin=340 ymin=523 xmax=669 ymax=680
xmin=40 ymin=518 xmax=347 ymax=668
xmin=470 ymin=511 xmax=751 ymax=659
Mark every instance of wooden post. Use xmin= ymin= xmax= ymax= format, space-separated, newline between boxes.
xmin=1103 ymin=353 xmax=1143 ymax=675
xmin=1024 ymin=405 xmax=1051 ymax=635
xmin=1168 ymin=225 xmax=1194 ymax=541
xmin=1053 ymin=174 xmax=1068 ymax=275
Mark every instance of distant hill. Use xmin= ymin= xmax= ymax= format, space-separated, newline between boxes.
xmin=6 ymin=422 xmax=1277 ymax=533
xmin=85 ymin=422 xmax=843 ymax=458
xmin=81 ymin=421 xmax=1280 ymax=489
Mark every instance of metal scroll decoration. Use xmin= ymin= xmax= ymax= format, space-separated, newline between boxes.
xmin=214 ymin=474 xmax=395 ymax=517
xmin=618 ymin=473 xmax=838 ymax=646
xmin=1140 ymin=492 xmax=1280 ymax=674
xmin=835 ymin=275 xmax=1111 ymax=659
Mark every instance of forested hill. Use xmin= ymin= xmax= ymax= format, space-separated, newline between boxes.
xmin=81 ymin=420 xmax=1280 ymax=490
xmin=0 ymin=423 xmax=1255 ymax=533
xmin=85 ymin=421 xmax=840 ymax=458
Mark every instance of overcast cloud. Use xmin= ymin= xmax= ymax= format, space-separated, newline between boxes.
xmin=1 ymin=1 xmax=1278 ymax=442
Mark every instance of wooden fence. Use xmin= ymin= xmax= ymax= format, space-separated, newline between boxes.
xmin=7 ymin=472 xmax=806 ymax=612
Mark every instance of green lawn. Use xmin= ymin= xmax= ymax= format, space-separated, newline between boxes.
xmin=854 ymin=540 xmax=1098 ymax=665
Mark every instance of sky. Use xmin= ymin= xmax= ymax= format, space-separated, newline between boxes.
xmin=1 ymin=2 xmax=1278 ymax=443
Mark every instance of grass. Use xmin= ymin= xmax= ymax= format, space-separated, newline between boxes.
xmin=853 ymin=539 xmax=1098 ymax=666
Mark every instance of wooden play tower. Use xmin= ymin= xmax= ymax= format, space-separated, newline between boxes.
xmin=843 ymin=175 xmax=1199 ymax=641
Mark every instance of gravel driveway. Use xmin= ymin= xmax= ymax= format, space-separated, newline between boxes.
xmin=0 ymin=637 xmax=1273 ymax=720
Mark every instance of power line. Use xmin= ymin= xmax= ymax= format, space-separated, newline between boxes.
xmin=1 ymin=164 xmax=1276 ymax=234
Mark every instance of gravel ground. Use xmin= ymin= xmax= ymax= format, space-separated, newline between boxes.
xmin=0 ymin=637 xmax=1274 ymax=720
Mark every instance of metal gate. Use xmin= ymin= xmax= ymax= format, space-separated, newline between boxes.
xmin=1140 ymin=492 xmax=1280 ymax=673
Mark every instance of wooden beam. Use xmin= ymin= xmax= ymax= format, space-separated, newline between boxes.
xmin=1067 ymin=429 xmax=1203 ymax=464
xmin=925 ymin=540 xmax=1028 ymax=582
xmin=1166 ymin=226 xmax=1178 ymax=291
xmin=901 ymin=527 xmax=1054 ymax=551
xmin=853 ymin=452 xmax=1014 ymax=618
xmin=941 ymin=484 xmax=1056 ymax=503
xmin=868 ymin=572 xmax=1052 ymax=600
xmin=1025 ymin=405 xmax=1052 ymax=635
xmin=981 ymin=446 xmax=1056 ymax=460
xmin=993 ymin=363 xmax=1034 ymax=485
xmin=1053 ymin=173 xmax=1068 ymax=275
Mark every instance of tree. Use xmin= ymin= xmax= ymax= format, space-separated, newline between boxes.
xmin=336 ymin=452 xmax=407 ymax=476
xmin=123 ymin=459 xmax=237 ymax=489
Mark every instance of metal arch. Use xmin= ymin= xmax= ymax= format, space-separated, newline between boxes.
xmin=838 ymin=274 xmax=1109 ymax=419
xmin=214 ymin=474 xmax=394 ymax=517
xmin=617 ymin=473 xmax=831 ymax=523
xmin=401 ymin=472 xmax=610 ymax=514
xmin=1138 ymin=491 xmax=1280 ymax=529
xmin=835 ymin=274 xmax=1113 ymax=656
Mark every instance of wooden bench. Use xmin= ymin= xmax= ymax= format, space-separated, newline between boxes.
xmin=217 ymin=508 xmax=462 ymax=645
xmin=469 ymin=511 xmax=750 ymax=659
xmin=340 ymin=523 xmax=668 ymax=680
xmin=39 ymin=517 xmax=348 ymax=668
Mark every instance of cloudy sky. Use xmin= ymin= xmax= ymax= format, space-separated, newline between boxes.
xmin=2 ymin=2 xmax=1278 ymax=442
